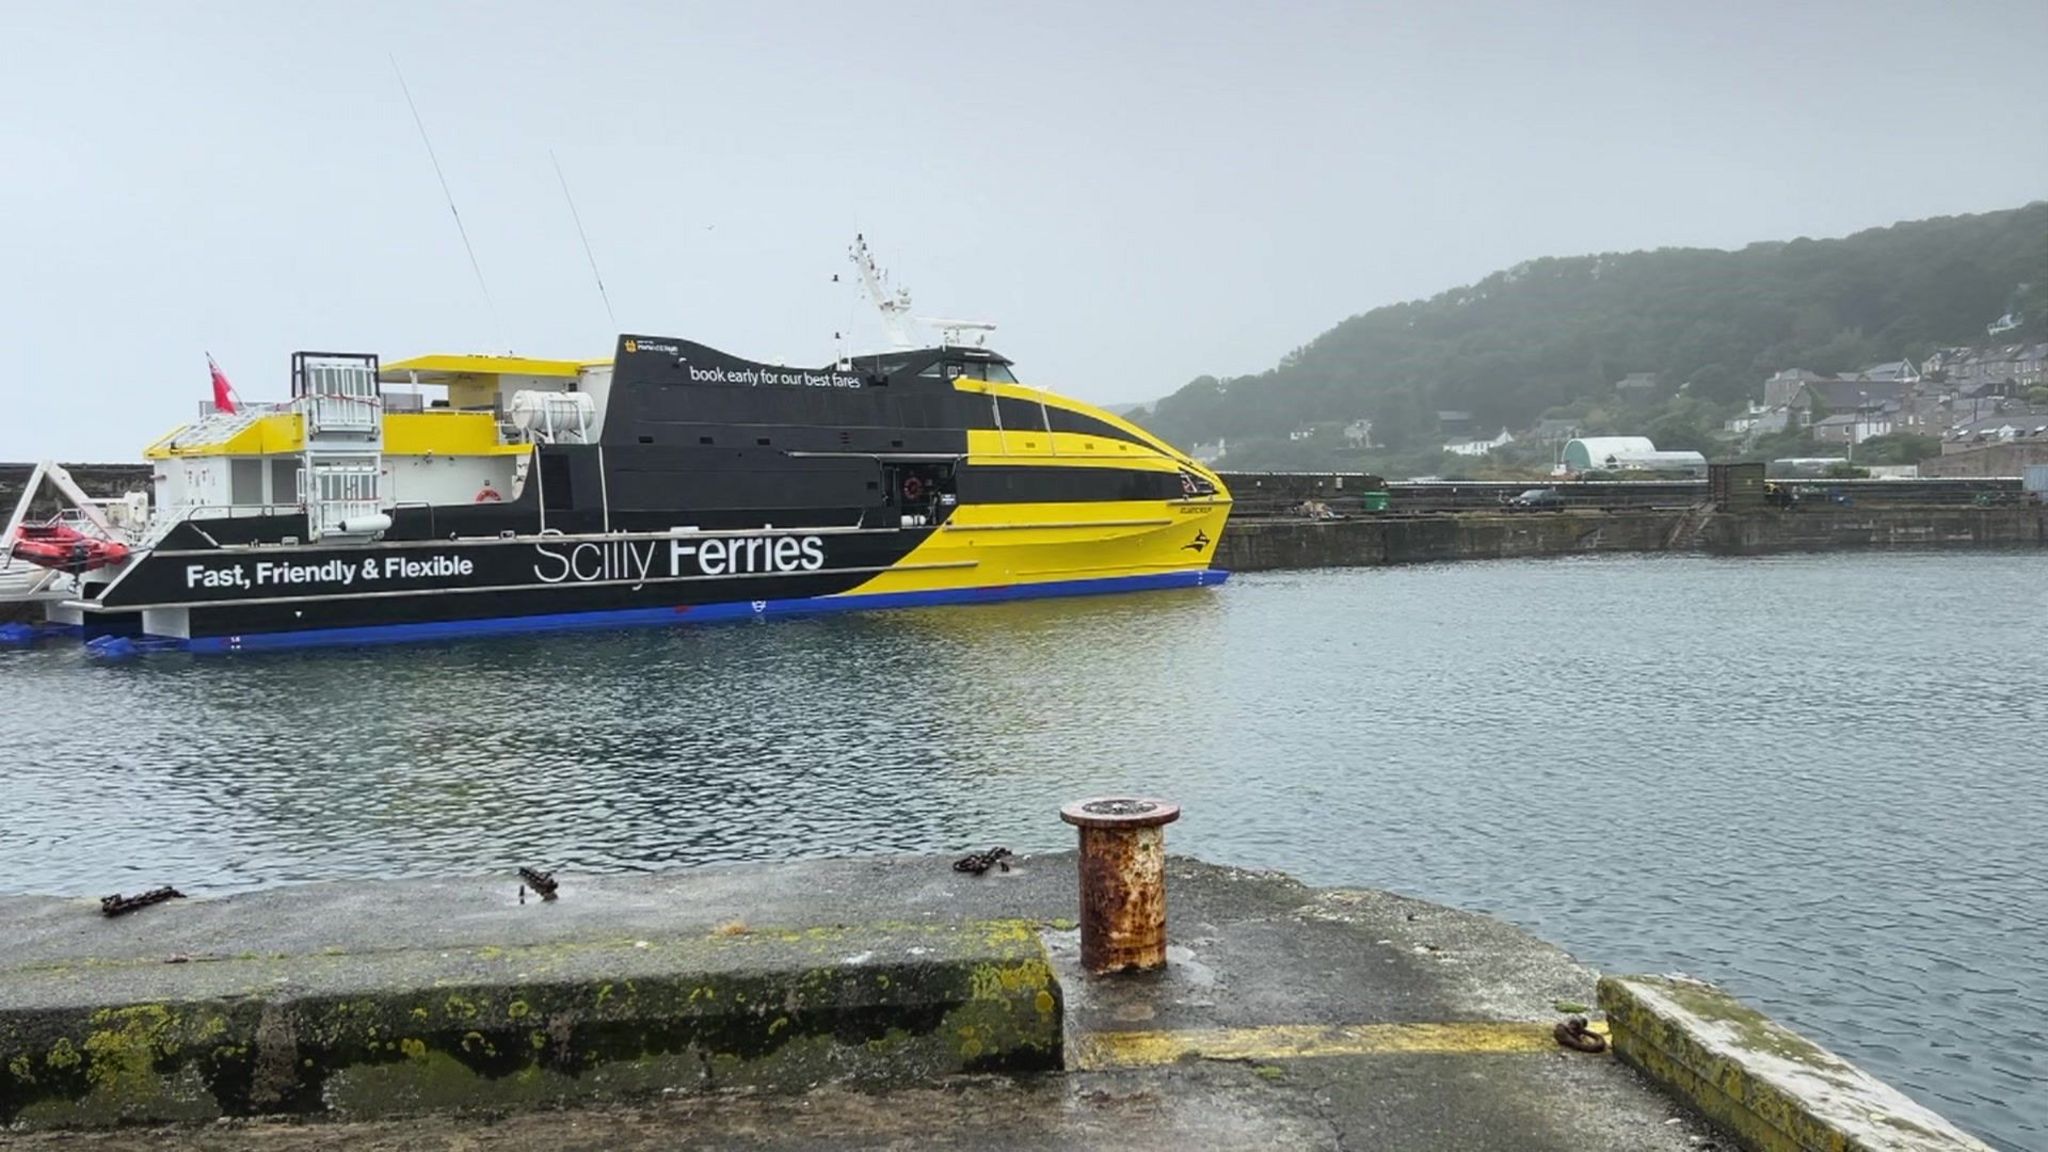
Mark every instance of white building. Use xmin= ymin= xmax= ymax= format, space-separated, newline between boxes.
xmin=1811 ymin=412 xmax=1894 ymax=445
xmin=1443 ymin=428 xmax=1514 ymax=457
xmin=1560 ymin=436 xmax=1707 ymax=475
xmin=1724 ymin=402 xmax=1791 ymax=436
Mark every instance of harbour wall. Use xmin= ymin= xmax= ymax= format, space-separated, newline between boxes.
xmin=1214 ymin=505 xmax=2047 ymax=572
xmin=0 ymin=854 xmax=1996 ymax=1149
xmin=0 ymin=462 xmax=152 ymax=516
xmin=6 ymin=463 xmax=2042 ymax=577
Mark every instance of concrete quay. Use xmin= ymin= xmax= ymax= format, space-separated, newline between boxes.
xmin=0 ymin=854 xmax=1993 ymax=1150
xmin=1215 ymin=505 xmax=2047 ymax=572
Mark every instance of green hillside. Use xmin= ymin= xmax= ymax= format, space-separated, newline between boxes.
xmin=1138 ymin=203 xmax=2048 ymax=473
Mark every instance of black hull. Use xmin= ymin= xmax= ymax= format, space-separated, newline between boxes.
xmin=99 ymin=527 xmax=938 ymax=638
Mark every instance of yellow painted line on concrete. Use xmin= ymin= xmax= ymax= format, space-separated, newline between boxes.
xmin=1070 ymin=1020 xmax=1609 ymax=1070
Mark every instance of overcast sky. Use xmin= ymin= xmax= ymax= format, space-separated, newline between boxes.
xmin=3 ymin=1 xmax=2044 ymax=460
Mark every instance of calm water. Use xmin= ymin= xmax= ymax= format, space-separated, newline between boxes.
xmin=3 ymin=553 xmax=2044 ymax=1149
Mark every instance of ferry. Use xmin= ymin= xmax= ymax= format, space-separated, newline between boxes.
xmin=0 ymin=321 xmax=1231 ymax=655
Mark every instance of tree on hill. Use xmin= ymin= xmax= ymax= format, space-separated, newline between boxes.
xmin=1850 ymin=432 xmax=1942 ymax=465
xmin=1136 ymin=203 xmax=2048 ymax=468
xmin=1740 ymin=426 xmax=1824 ymax=464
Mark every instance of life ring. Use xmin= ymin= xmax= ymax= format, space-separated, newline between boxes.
xmin=901 ymin=476 xmax=924 ymax=501
xmin=474 ymin=484 xmax=502 ymax=503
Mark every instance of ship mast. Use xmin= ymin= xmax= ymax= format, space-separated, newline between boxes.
xmin=848 ymin=233 xmax=915 ymax=351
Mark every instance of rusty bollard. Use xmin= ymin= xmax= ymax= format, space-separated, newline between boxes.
xmin=1059 ymin=797 xmax=1181 ymax=975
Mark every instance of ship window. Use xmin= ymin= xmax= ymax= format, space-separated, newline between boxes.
xmin=638 ymin=435 xmax=654 ymax=444
xmin=918 ymin=363 xmax=943 ymax=378
xmin=270 ymin=458 xmax=300 ymax=504
xmin=540 ymin=452 xmax=573 ymax=510
xmin=699 ymin=435 xmax=715 ymax=445
xmin=230 ymin=458 xmax=264 ymax=506
xmin=756 ymin=437 xmax=771 ymax=446
xmin=937 ymin=360 xmax=1017 ymax=383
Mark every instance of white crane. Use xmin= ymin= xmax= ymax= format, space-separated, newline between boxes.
xmin=848 ymin=233 xmax=915 ymax=351
xmin=845 ymin=235 xmax=1000 ymax=352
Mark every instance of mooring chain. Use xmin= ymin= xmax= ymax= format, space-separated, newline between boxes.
xmin=1554 ymin=1015 xmax=1608 ymax=1053
xmin=518 ymin=867 xmax=559 ymax=902
xmin=952 ymin=847 xmax=1014 ymax=875
xmin=100 ymin=886 xmax=184 ymax=917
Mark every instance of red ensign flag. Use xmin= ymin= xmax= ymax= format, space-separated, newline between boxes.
xmin=208 ymin=355 xmax=240 ymax=414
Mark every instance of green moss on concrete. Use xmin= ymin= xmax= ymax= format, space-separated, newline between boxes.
xmin=947 ymin=955 xmax=1062 ymax=1074
xmin=1873 ymin=1111 xmax=1943 ymax=1140
xmin=1599 ymin=975 xmax=1985 ymax=1152
xmin=1650 ymin=979 xmax=1847 ymax=1074
xmin=83 ymin=1004 xmax=181 ymax=1094
xmin=1607 ymin=1025 xmax=1798 ymax=1152
xmin=46 ymin=1037 xmax=80 ymax=1070
xmin=322 ymin=1046 xmax=611 ymax=1116
xmin=0 ymin=920 xmax=1061 ymax=1128
xmin=4 ymin=1006 xmax=223 ymax=1127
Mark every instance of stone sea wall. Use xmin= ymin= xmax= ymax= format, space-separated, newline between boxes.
xmin=1214 ymin=505 xmax=2046 ymax=572
xmin=5 ymin=463 xmax=2041 ymax=576
xmin=0 ymin=463 xmax=152 ymax=518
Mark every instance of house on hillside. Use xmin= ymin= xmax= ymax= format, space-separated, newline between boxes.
xmin=1911 ymin=346 xmax=2048 ymax=432
xmin=1436 ymin=410 xmax=1475 ymax=438
xmin=1852 ymin=359 xmax=1920 ymax=384
xmin=1919 ymin=348 xmax=1969 ymax=379
xmin=1529 ymin=417 xmax=1582 ymax=442
xmin=1811 ymin=411 xmax=1893 ymax=446
xmin=1942 ymin=406 xmax=2048 ymax=452
xmin=1790 ymin=378 xmax=1911 ymax=426
xmin=1938 ymin=344 xmax=2048 ymax=391
xmin=1809 ymin=414 xmax=1855 ymax=445
xmin=2014 ymin=344 xmax=2048 ymax=388
xmin=1190 ymin=439 xmax=1227 ymax=464
xmin=1443 ymin=428 xmax=1515 ymax=457
xmin=1940 ymin=381 xmax=2021 ymax=430
xmin=1613 ymin=372 xmax=1659 ymax=397
xmin=1724 ymin=402 xmax=1791 ymax=438
xmin=1763 ymin=369 xmax=1827 ymax=407
xmin=1342 ymin=419 xmax=1374 ymax=447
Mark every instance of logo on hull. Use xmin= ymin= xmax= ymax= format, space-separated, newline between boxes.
xmin=533 ymin=534 xmax=827 ymax=586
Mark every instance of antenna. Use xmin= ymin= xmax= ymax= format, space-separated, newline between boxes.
xmin=848 ymin=233 xmax=914 ymax=350
xmin=391 ymin=56 xmax=507 ymax=351
xmin=923 ymin=318 xmax=997 ymax=349
xmin=550 ymin=149 xmax=617 ymax=330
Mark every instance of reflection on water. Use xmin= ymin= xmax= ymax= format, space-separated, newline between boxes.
xmin=2 ymin=552 xmax=2043 ymax=1149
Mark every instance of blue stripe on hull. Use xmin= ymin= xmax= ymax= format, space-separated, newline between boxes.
xmin=178 ymin=569 xmax=1230 ymax=654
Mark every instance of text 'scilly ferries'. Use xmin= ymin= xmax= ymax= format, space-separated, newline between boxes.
xmin=1 ymin=330 xmax=1231 ymax=654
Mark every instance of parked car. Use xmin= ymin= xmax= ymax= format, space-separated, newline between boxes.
xmin=1508 ymin=487 xmax=1563 ymax=509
